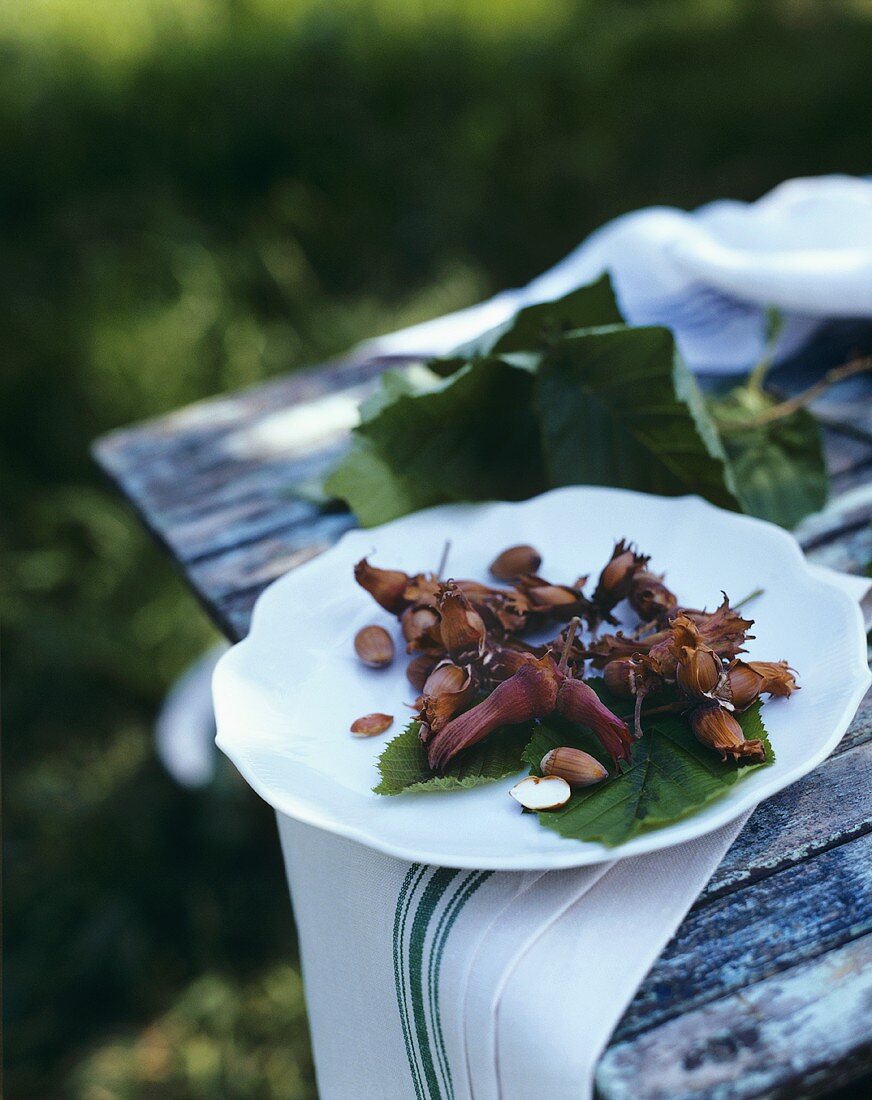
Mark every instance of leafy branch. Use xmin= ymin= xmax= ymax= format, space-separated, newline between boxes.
xmin=324 ymin=279 xmax=866 ymax=532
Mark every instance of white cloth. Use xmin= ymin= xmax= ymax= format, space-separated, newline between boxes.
xmin=155 ymin=643 xmax=227 ymax=787
xmin=278 ymin=567 xmax=870 ymax=1100
xmin=368 ymin=175 xmax=872 ymax=375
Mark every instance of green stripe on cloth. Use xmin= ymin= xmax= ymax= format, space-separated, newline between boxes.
xmin=408 ymin=869 xmax=462 ymax=1098
xmin=394 ymin=864 xmax=428 ymax=1100
xmin=394 ymin=867 xmax=494 ymax=1099
xmin=427 ymin=871 xmax=492 ymax=1099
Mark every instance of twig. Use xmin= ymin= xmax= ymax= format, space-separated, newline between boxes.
xmin=633 ymin=691 xmax=646 ymax=739
xmin=436 ymin=539 xmax=451 ymax=580
xmin=619 ymin=701 xmax=683 ymax=723
xmin=720 ymin=357 xmax=872 ymax=433
xmin=558 ymin=617 xmax=581 ymax=674
xmin=733 ymin=587 xmax=764 ymax=612
xmin=747 ymin=306 xmax=784 ymax=394
xmin=630 ymin=619 xmax=661 ymax=640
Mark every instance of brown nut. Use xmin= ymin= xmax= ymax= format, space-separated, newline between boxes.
xmin=602 ymin=656 xmax=638 ymax=698
xmin=540 ymin=746 xmax=608 ymax=788
xmin=406 ymin=654 xmax=438 ymax=692
xmin=350 ymin=713 xmax=394 ymax=737
xmin=727 ymin=659 xmax=798 ymax=710
xmin=676 ymin=645 xmax=724 ymax=700
xmin=354 ymin=625 xmax=395 ymax=668
xmin=401 ymin=605 xmax=441 ymax=649
xmin=489 ymin=544 xmax=542 ymax=581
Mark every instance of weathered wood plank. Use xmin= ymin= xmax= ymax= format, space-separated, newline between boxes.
xmin=596 ymin=933 xmax=872 ymax=1100
xmin=187 ymin=513 xmax=356 ymax=603
xmin=611 ymin=830 xmax=872 ymax=1045
xmin=699 ymin=734 xmax=872 ymax=905
xmin=597 ymin=720 xmax=872 ymax=1067
xmin=93 ymin=356 xmax=391 ymax=567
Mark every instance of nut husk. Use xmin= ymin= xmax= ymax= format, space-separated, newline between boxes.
xmin=541 ymin=747 xmax=608 ymax=787
xmin=603 ymin=655 xmax=662 ymax=737
xmin=427 ymin=654 xmax=632 ymax=771
xmin=686 ymin=595 xmax=755 ymax=661
xmin=489 ymin=544 xmax=542 ymax=580
xmin=401 ymin=605 xmax=441 ymax=651
xmin=629 ymin=570 xmax=677 ymax=622
xmin=554 ymin=676 xmax=634 ymax=765
xmin=689 ymin=703 xmax=765 ymax=764
xmin=591 ymin=539 xmax=650 ymax=618
xmin=427 ymin=655 xmax=560 ymax=771
xmin=513 ymin=574 xmax=593 ymax=622
xmin=354 ymin=558 xmax=412 ymax=614
xmin=437 ymin=583 xmax=487 ymax=655
xmin=602 ymin=656 xmax=640 ymax=698
xmin=727 ymin=659 xmax=798 ymax=710
xmin=419 ymin=661 xmax=476 ymax=732
xmin=353 ymin=625 xmax=395 ymax=668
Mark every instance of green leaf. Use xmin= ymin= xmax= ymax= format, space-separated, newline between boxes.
xmin=710 ymin=385 xmax=827 ymax=529
xmin=322 ymin=435 xmax=430 ymax=527
xmin=373 ymin=719 xmax=531 ymax=795
xmin=324 ymin=282 xmax=749 ymax=526
xmin=522 ymin=701 xmax=772 ymax=847
xmin=535 ymin=325 xmax=741 ymax=510
xmin=357 ymin=363 xmax=444 ymax=422
xmin=453 ymin=273 xmax=623 ymax=359
xmin=324 ymin=357 xmax=545 ymax=527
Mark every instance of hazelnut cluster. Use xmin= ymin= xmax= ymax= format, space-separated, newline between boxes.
xmin=351 ymin=540 xmax=797 ymax=787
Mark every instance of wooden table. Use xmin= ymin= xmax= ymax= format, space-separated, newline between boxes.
xmin=94 ymin=350 xmax=872 ymax=1099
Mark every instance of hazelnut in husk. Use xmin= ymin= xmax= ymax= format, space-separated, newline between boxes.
xmin=690 ymin=703 xmax=765 ymax=765
xmin=727 ymin=659 xmax=798 ymax=711
xmin=489 ymin=544 xmax=542 ymax=581
xmin=629 ymin=570 xmax=677 ymax=622
xmin=676 ymin=644 xmax=725 ymax=701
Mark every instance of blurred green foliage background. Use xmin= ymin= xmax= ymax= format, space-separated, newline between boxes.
xmin=3 ymin=1 xmax=871 ymax=1096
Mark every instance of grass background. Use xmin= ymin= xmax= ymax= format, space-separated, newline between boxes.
xmin=3 ymin=1 xmax=871 ymax=1096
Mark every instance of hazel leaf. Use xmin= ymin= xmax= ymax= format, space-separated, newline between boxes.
xmin=535 ymin=324 xmax=741 ymax=510
xmin=450 ymin=273 xmax=623 ymax=360
xmin=357 ymin=363 xmax=444 ymax=422
xmin=322 ymin=435 xmax=428 ymax=529
xmin=710 ymin=384 xmax=827 ymax=529
xmin=373 ymin=719 xmax=531 ymax=795
xmin=324 ymin=283 xmax=746 ymax=527
xmin=325 ymin=357 xmax=545 ymax=527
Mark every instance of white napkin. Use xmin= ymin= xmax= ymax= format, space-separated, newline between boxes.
xmin=277 ymin=568 xmax=870 ymax=1100
xmin=368 ymin=175 xmax=872 ymax=375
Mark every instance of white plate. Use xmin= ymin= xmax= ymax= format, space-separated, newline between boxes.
xmin=214 ymin=487 xmax=869 ymax=870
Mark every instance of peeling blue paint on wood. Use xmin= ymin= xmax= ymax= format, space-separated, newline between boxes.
xmin=614 ymin=830 xmax=872 ymax=1044
xmin=597 ymin=934 xmax=872 ymax=1100
xmin=699 ymin=737 xmax=872 ymax=903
